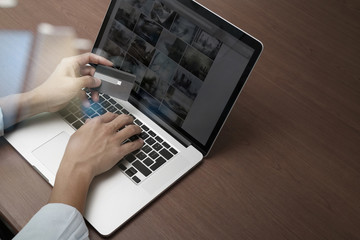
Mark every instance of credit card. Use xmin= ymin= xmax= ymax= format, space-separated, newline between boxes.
xmin=93 ymin=65 xmax=136 ymax=101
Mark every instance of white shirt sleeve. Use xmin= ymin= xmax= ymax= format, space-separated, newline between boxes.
xmin=0 ymin=107 xmax=4 ymax=137
xmin=13 ymin=203 xmax=89 ymax=240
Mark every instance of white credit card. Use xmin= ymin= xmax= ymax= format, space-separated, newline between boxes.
xmin=93 ymin=65 xmax=136 ymax=101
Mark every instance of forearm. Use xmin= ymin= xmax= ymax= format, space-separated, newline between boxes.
xmin=49 ymin=159 xmax=93 ymax=214
xmin=0 ymin=89 xmax=46 ymax=129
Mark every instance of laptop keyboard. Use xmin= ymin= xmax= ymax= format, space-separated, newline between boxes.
xmin=58 ymin=92 xmax=178 ymax=184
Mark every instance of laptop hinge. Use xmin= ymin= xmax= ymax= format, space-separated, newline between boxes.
xmin=164 ymin=125 xmax=191 ymax=148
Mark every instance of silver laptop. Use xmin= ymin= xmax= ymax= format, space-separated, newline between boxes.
xmin=5 ymin=0 xmax=262 ymax=236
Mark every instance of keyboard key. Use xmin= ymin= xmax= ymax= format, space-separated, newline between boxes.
xmin=91 ymin=103 xmax=101 ymax=111
xmin=115 ymin=104 xmax=123 ymax=110
xmin=159 ymin=149 xmax=173 ymax=160
xmin=72 ymin=120 xmax=83 ymax=130
xmin=65 ymin=114 xmax=77 ymax=123
xmin=74 ymin=111 xmax=84 ymax=118
xmin=145 ymin=137 xmax=156 ymax=146
xmin=142 ymin=125 xmax=149 ymax=131
xmin=125 ymin=154 xmax=136 ymax=163
xmin=97 ymin=108 xmax=107 ymax=115
xmin=132 ymin=176 xmax=141 ymax=183
xmin=135 ymin=151 xmax=147 ymax=160
xmin=101 ymin=101 xmax=111 ymax=108
xmin=148 ymin=130 xmax=156 ymax=137
xmin=81 ymin=116 xmax=88 ymax=123
xmin=122 ymin=109 xmax=129 ymax=114
xmin=133 ymin=160 xmax=152 ymax=177
xmin=150 ymin=157 xmax=166 ymax=171
xmin=155 ymin=136 xmax=163 ymax=143
xmin=162 ymin=142 xmax=170 ymax=148
xmin=125 ymin=167 xmax=137 ymax=177
xmin=152 ymin=143 xmax=163 ymax=151
xmin=118 ymin=163 xmax=127 ymax=171
xmin=103 ymin=94 xmax=110 ymax=99
xmin=149 ymin=151 xmax=159 ymax=160
xmin=83 ymin=108 xmax=95 ymax=117
xmin=169 ymin=147 xmax=178 ymax=155
xmin=134 ymin=119 xmax=142 ymax=126
xmin=107 ymin=105 xmax=117 ymax=113
xmin=143 ymin=158 xmax=154 ymax=167
xmin=91 ymin=112 xmax=100 ymax=118
xmin=68 ymin=104 xmax=78 ymax=113
xmin=142 ymin=145 xmax=152 ymax=154
xmin=109 ymin=98 xmax=117 ymax=105
xmin=140 ymin=132 xmax=149 ymax=140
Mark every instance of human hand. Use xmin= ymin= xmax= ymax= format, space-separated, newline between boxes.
xmin=49 ymin=112 xmax=143 ymax=213
xmin=62 ymin=112 xmax=143 ymax=178
xmin=33 ymin=52 xmax=113 ymax=113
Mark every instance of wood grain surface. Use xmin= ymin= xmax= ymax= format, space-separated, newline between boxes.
xmin=0 ymin=0 xmax=359 ymax=239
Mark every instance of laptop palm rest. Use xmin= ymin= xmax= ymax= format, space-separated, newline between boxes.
xmin=141 ymin=155 xmax=191 ymax=194
xmin=32 ymin=131 xmax=70 ymax=176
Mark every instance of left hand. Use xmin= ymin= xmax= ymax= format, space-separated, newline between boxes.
xmin=33 ymin=53 xmax=113 ymax=112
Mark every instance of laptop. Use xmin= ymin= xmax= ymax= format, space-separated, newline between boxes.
xmin=5 ymin=0 xmax=262 ymax=236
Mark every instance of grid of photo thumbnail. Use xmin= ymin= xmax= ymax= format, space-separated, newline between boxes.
xmin=97 ymin=0 xmax=223 ymax=127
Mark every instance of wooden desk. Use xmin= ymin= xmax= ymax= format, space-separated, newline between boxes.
xmin=1 ymin=0 xmax=360 ymax=239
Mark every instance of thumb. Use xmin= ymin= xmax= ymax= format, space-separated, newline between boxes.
xmin=79 ymin=76 xmax=101 ymax=89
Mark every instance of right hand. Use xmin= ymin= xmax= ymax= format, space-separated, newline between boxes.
xmin=49 ymin=112 xmax=143 ymax=213
xmin=61 ymin=112 xmax=143 ymax=179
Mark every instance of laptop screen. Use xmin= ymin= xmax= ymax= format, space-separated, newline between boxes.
xmin=93 ymin=0 xmax=262 ymax=155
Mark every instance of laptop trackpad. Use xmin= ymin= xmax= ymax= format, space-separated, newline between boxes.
xmin=32 ymin=131 xmax=70 ymax=176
